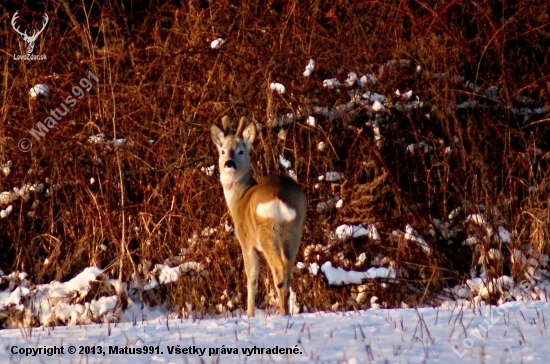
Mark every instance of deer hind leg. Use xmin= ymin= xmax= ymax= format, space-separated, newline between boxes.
xmin=263 ymin=247 xmax=291 ymax=315
xmin=242 ymin=247 xmax=259 ymax=317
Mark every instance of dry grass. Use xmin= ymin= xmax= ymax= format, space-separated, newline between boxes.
xmin=0 ymin=0 xmax=549 ymax=322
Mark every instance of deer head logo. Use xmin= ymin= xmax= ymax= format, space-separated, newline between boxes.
xmin=11 ymin=11 xmax=49 ymax=55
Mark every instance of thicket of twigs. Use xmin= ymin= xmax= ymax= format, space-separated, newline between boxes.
xmin=1 ymin=0 xmax=549 ymax=322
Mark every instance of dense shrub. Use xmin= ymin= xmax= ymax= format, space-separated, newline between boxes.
xmin=0 ymin=1 xmax=549 ymax=323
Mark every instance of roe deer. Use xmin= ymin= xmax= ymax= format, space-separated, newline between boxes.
xmin=210 ymin=116 xmax=307 ymax=317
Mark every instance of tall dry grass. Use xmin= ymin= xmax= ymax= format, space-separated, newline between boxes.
xmin=0 ymin=0 xmax=549 ymax=323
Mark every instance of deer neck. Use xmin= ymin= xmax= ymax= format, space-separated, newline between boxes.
xmin=220 ymin=169 xmax=255 ymax=213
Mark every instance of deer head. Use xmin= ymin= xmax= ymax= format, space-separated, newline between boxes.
xmin=11 ymin=11 xmax=49 ymax=54
xmin=210 ymin=116 xmax=256 ymax=188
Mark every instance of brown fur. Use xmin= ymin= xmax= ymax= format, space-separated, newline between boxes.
xmin=211 ymin=117 xmax=306 ymax=316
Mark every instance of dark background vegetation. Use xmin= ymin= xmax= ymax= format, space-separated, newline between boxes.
xmin=0 ymin=0 xmax=549 ymax=318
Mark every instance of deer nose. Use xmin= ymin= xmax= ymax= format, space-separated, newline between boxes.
xmin=224 ymin=160 xmax=236 ymax=169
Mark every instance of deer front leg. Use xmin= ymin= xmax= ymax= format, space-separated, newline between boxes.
xmin=242 ymin=247 xmax=259 ymax=317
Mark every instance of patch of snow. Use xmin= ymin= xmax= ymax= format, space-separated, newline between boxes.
xmin=372 ymin=123 xmax=382 ymax=140
xmin=288 ymin=169 xmax=297 ymax=181
xmin=456 ymin=100 xmax=477 ymax=109
xmin=335 ymin=224 xmax=369 ymax=240
xmin=0 ymin=191 xmax=13 ymax=205
xmin=29 ymin=84 xmax=50 ymax=98
xmin=357 ymin=74 xmax=376 ymax=87
xmin=321 ymin=262 xmax=396 ymax=285
xmin=396 ymin=89 xmax=413 ymax=100
xmin=372 ymin=100 xmax=384 ymax=112
xmin=308 ymin=262 xmax=319 ymax=275
xmin=355 ymin=253 xmax=367 ymax=267
xmin=322 ymin=171 xmax=344 ymax=182
xmin=271 ymin=113 xmax=295 ymax=127
xmin=1 ymin=161 xmax=12 ymax=176
xmin=88 ymin=134 xmax=105 ymax=143
xmin=0 ymin=205 xmax=13 ymax=219
xmin=303 ymin=59 xmax=315 ymax=77
xmin=370 ymin=296 xmax=380 ymax=310
xmin=144 ymin=262 xmax=204 ymax=290
xmin=269 ymin=82 xmax=286 ymax=94
xmin=368 ymin=225 xmax=381 ymax=241
xmin=465 ymin=81 xmax=481 ymax=93
xmin=407 ymin=140 xmax=433 ymax=154
xmin=362 ymin=92 xmax=386 ymax=102
xmin=485 ymin=85 xmax=499 ymax=100
xmin=344 ymin=72 xmax=357 ymax=86
xmin=323 ymin=78 xmax=341 ymax=89
xmin=278 ymin=155 xmax=291 ymax=169
xmin=201 ymin=165 xmax=215 ymax=176
xmin=497 ymin=226 xmax=511 ymax=244
xmin=405 ymin=224 xmax=431 ymax=254
xmin=210 ymin=38 xmax=225 ymax=49
xmin=448 ymin=207 xmax=462 ymax=220
xmin=316 ymin=195 xmax=340 ymax=213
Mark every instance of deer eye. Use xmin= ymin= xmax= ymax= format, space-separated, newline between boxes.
xmin=238 ymin=150 xmax=244 ymax=155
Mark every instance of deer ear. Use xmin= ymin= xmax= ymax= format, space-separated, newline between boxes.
xmin=210 ymin=124 xmax=225 ymax=148
xmin=242 ymin=122 xmax=256 ymax=149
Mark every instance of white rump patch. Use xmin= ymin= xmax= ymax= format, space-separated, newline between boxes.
xmin=256 ymin=199 xmax=296 ymax=222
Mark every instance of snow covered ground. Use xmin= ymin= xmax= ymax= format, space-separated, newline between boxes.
xmin=1 ymin=300 xmax=549 ymax=363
